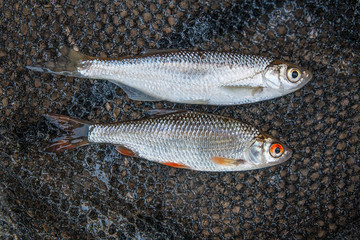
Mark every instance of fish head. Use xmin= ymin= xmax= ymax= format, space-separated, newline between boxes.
xmin=263 ymin=60 xmax=312 ymax=91
xmin=245 ymin=133 xmax=292 ymax=167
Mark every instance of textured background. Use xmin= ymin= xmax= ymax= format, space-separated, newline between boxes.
xmin=0 ymin=0 xmax=359 ymax=239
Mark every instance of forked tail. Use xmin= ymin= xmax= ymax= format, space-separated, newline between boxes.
xmin=44 ymin=114 xmax=91 ymax=152
xmin=26 ymin=47 xmax=89 ymax=77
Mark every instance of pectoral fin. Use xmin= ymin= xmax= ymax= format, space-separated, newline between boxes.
xmin=251 ymin=87 xmax=264 ymax=95
xmin=221 ymin=71 xmax=263 ymax=88
xmin=221 ymin=72 xmax=265 ymax=96
xmin=211 ymin=157 xmax=246 ymax=166
xmin=221 ymin=85 xmax=264 ymax=96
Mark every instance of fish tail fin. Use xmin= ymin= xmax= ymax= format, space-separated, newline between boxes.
xmin=44 ymin=114 xmax=91 ymax=152
xmin=26 ymin=46 xmax=89 ymax=77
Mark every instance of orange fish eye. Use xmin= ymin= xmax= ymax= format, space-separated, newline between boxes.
xmin=270 ymin=143 xmax=284 ymax=158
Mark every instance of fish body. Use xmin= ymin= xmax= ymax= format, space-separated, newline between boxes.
xmin=28 ymin=47 xmax=312 ymax=105
xmin=45 ymin=110 xmax=292 ymax=171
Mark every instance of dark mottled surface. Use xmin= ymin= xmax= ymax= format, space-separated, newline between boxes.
xmin=0 ymin=1 xmax=359 ymax=239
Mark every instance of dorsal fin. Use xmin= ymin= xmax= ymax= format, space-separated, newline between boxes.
xmin=145 ymin=109 xmax=187 ymax=117
xmin=143 ymin=49 xmax=182 ymax=55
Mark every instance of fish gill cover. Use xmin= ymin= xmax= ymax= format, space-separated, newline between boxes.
xmin=0 ymin=0 xmax=359 ymax=239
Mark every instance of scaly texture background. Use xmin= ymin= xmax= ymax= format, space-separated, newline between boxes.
xmin=0 ymin=1 xmax=359 ymax=239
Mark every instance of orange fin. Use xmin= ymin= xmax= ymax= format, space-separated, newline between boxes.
xmin=116 ymin=146 xmax=137 ymax=157
xmin=211 ymin=157 xmax=246 ymax=166
xmin=162 ymin=162 xmax=190 ymax=169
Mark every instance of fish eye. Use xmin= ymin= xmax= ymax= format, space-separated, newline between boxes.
xmin=269 ymin=143 xmax=284 ymax=158
xmin=287 ymin=68 xmax=301 ymax=83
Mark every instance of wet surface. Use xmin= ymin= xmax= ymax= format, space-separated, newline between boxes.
xmin=0 ymin=1 xmax=359 ymax=239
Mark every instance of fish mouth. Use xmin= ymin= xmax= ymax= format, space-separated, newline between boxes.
xmin=280 ymin=146 xmax=293 ymax=163
xmin=292 ymin=69 xmax=312 ymax=90
xmin=303 ymin=70 xmax=313 ymax=81
xmin=286 ymin=148 xmax=293 ymax=160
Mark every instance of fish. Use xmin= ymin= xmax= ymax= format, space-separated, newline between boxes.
xmin=27 ymin=47 xmax=312 ymax=105
xmin=44 ymin=109 xmax=292 ymax=171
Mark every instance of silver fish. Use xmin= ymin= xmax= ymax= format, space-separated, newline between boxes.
xmin=44 ymin=110 xmax=292 ymax=171
xmin=27 ymin=47 xmax=312 ymax=105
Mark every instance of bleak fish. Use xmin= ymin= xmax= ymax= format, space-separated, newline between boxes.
xmin=27 ymin=47 xmax=312 ymax=105
xmin=44 ymin=110 xmax=292 ymax=171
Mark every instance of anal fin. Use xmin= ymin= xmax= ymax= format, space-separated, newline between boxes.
xmin=162 ymin=162 xmax=190 ymax=169
xmin=182 ymin=99 xmax=209 ymax=104
xmin=116 ymin=145 xmax=137 ymax=157
xmin=107 ymin=80 xmax=160 ymax=101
